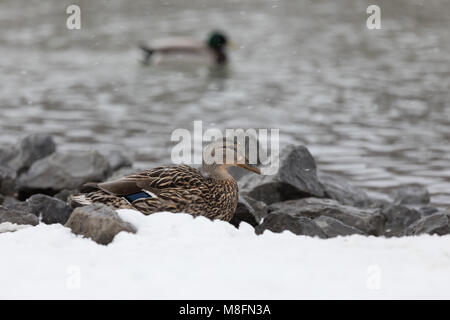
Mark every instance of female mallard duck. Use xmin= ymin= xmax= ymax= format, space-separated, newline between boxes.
xmin=139 ymin=31 xmax=231 ymax=66
xmin=70 ymin=139 xmax=260 ymax=222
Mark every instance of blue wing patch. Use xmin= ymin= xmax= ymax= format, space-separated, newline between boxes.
xmin=124 ymin=191 xmax=152 ymax=203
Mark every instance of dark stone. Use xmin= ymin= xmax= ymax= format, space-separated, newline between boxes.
xmin=381 ymin=205 xmax=422 ymax=237
xmin=268 ymin=198 xmax=384 ymax=235
xmin=229 ymin=195 xmax=268 ymax=228
xmin=391 ymin=185 xmax=430 ymax=205
xmin=0 ymin=144 xmax=17 ymax=167
xmin=4 ymin=199 xmax=33 ymax=215
xmin=239 ymin=145 xmax=325 ymax=204
xmin=0 ymin=205 xmax=39 ymax=226
xmin=406 ymin=213 xmax=450 ymax=236
xmin=419 ymin=206 xmax=439 ymax=217
xmin=8 ymin=134 xmax=56 ymax=174
xmin=18 ymin=151 xmax=110 ymax=194
xmin=1 ymin=196 xmax=21 ymax=208
xmin=255 ymin=212 xmax=326 ymax=238
xmin=54 ymin=189 xmax=78 ymax=202
xmin=65 ymin=203 xmax=137 ymax=245
xmin=314 ymin=215 xmax=365 ymax=237
xmin=318 ymin=172 xmax=371 ymax=207
xmin=27 ymin=194 xmax=72 ymax=225
xmin=0 ymin=165 xmax=17 ymax=196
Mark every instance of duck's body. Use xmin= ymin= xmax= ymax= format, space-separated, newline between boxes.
xmin=71 ymin=165 xmax=238 ymax=221
xmin=70 ymin=139 xmax=260 ymax=221
xmin=139 ymin=32 xmax=229 ymax=66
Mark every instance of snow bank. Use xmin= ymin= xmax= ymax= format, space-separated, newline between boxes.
xmin=1 ymin=209 xmax=449 ymax=299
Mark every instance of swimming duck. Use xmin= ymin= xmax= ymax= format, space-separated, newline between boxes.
xmin=70 ymin=139 xmax=260 ymax=222
xmin=139 ymin=31 xmax=231 ymax=66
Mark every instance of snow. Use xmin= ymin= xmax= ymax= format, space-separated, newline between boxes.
xmin=1 ymin=209 xmax=449 ymax=299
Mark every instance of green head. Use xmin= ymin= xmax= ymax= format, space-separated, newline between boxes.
xmin=207 ymin=31 xmax=228 ymax=51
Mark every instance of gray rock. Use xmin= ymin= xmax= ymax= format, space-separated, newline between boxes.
xmin=419 ymin=206 xmax=440 ymax=217
xmin=27 ymin=194 xmax=72 ymax=225
xmin=0 ymin=165 xmax=17 ymax=196
xmin=0 ymin=144 xmax=17 ymax=166
xmin=106 ymin=150 xmax=132 ymax=174
xmin=4 ymin=199 xmax=32 ymax=214
xmin=229 ymin=195 xmax=268 ymax=228
xmin=318 ymin=172 xmax=371 ymax=207
xmin=8 ymin=134 xmax=56 ymax=173
xmin=239 ymin=145 xmax=325 ymax=204
xmin=0 ymin=205 xmax=39 ymax=226
xmin=1 ymin=196 xmax=21 ymax=208
xmin=391 ymin=185 xmax=430 ymax=205
xmin=406 ymin=213 xmax=450 ymax=236
xmin=314 ymin=215 xmax=365 ymax=237
xmin=381 ymin=205 xmax=422 ymax=237
xmin=65 ymin=203 xmax=137 ymax=245
xmin=18 ymin=151 xmax=110 ymax=193
xmin=268 ymin=198 xmax=384 ymax=235
xmin=54 ymin=189 xmax=78 ymax=202
xmin=255 ymin=212 xmax=326 ymax=238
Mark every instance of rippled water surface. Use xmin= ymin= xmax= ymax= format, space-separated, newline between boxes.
xmin=0 ymin=0 xmax=449 ymax=207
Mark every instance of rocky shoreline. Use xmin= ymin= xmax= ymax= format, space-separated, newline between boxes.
xmin=1 ymin=134 xmax=449 ymax=244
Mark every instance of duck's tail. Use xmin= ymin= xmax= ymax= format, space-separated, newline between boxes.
xmin=138 ymin=43 xmax=154 ymax=65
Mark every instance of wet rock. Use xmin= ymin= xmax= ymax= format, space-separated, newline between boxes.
xmin=0 ymin=165 xmax=17 ymax=196
xmin=18 ymin=151 xmax=110 ymax=194
xmin=255 ymin=213 xmax=326 ymax=238
xmin=419 ymin=206 xmax=439 ymax=217
xmin=239 ymin=145 xmax=325 ymax=204
xmin=314 ymin=215 xmax=365 ymax=237
xmin=65 ymin=203 xmax=137 ymax=245
xmin=4 ymin=199 xmax=32 ymax=215
xmin=1 ymin=196 xmax=21 ymax=208
xmin=0 ymin=144 xmax=17 ymax=167
xmin=106 ymin=150 xmax=133 ymax=174
xmin=406 ymin=213 xmax=450 ymax=236
xmin=381 ymin=205 xmax=422 ymax=237
xmin=0 ymin=205 xmax=39 ymax=226
xmin=54 ymin=189 xmax=78 ymax=202
xmin=27 ymin=194 xmax=72 ymax=225
xmin=391 ymin=185 xmax=430 ymax=205
xmin=318 ymin=172 xmax=370 ymax=207
xmin=8 ymin=134 xmax=56 ymax=174
xmin=268 ymin=198 xmax=384 ymax=235
xmin=229 ymin=195 xmax=268 ymax=228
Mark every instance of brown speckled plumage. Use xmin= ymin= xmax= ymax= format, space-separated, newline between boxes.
xmin=70 ymin=140 xmax=260 ymax=221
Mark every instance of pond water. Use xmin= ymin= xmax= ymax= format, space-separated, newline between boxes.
xmin=0 ymin=0 xmax=449 ymax=208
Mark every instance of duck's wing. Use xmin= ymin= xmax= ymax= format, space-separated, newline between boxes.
xmin=92 ymin=165 xmax=205 ymax=197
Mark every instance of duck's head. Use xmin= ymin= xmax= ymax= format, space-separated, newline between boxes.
xmin=207 ymin=31 xmax=228 ymax=51
xmin=202 ymin=138 xmax=261 ymax=179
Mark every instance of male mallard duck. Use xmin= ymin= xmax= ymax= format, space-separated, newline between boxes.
xmin=139 ymin=31 xmax=231 ymax=66
xmin=70 ymin=139 xmax=260 ymax=222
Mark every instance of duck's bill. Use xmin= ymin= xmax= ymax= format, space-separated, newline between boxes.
xmin=237 ymin=163 xmax=261 ymax=174
xmin=228 ymin=41 xmax=239 ymax=49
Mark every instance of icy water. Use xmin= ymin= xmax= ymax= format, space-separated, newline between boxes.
xmin=0 ymin=0 xmax=449 ymax=208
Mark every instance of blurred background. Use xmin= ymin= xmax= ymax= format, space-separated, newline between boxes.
xmin=0 ymin=0 xmax=449 ymax=208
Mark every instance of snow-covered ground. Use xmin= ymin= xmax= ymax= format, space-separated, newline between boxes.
xmin=1 ymin=210 xmax=449 ymax=299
